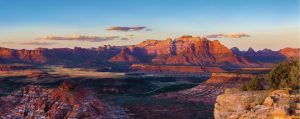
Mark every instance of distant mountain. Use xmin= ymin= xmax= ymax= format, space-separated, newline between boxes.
xmin=0 ymin=36 xmax=298 ymax=69
xmin=231 ymin=47 xmax=299 ymax=66
xmin=110 ymin=35 xmax=253 ymax=67
xmin=279 ymin=47 xmax=300 ymax=58
xmin=109 ymin=48 xmax=140 ymax=63
xmin=0 ymin=45 xmax=121 ymax=65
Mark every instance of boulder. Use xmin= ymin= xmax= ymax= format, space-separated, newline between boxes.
xmin=214 ymin=89 xmax=299 ymax=119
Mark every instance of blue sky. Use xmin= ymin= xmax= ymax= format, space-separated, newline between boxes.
xmin=0 ymin=0 xmax=298 ymax=50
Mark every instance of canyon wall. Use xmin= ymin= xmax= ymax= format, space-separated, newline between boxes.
xmin=231 ymin=47 xmax=300 ymax=66
xmin=0 ymin=45 xmax=121 ymax=65
xmin=112 ymin=36 xmax=253 ymax=66
xmin=0 ymin=82 xmax=111 ymax=118
xmin=0 ymin=36 xmax=298 ymax=68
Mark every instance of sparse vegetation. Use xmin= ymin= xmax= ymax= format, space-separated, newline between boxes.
xmin=241 ymin=77 xmax=264 ymax=91
xmin=254 ymin=95 xmax=266 ymax=105
xmin=241 ymin=60 xmax=300 ymax=91
xmin=266 ymin=60 xmax=299 ymax=89
xmin=244 ymin=94 xmax=267 ymax=109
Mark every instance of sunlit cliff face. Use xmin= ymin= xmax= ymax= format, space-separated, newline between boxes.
xmin=1 ymin=28 xmax=298 ymax=50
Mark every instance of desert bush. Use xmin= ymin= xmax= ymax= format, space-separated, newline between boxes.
xmin=245 ymin=94 xmax=267 ymax=109
xmin=266 ymin=60 xmax=299 ymax=89
xmin=254 ymin=96 xmax=266 ymax=105
xmin=241 ymin=77 xmax=264 ymax=91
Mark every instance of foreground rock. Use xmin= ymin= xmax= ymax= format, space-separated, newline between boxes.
xmin=0 ymin=82 xmax=110 ymax=118
xmin=214 ymin=89 xmax=300 ymax=119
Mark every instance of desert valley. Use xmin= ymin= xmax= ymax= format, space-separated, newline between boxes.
xmin=0 ymin=36 xmax=299 ymax=118
xmin=0 ymin=0 xmax=299 ymax=118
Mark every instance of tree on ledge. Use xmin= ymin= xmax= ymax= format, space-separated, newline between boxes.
xmin=266 ymin=60 xmax=299 ymax=89
xmin=241 ymin=77 xmax=264 ymax=91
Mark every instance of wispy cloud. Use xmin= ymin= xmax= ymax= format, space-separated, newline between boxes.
xmin=1 ymin=41 xmax=56 ymax=46
xmin=145 ymin=29 xmax=152 ymax=31
xmin=1 ymin=42 xmax=15 ymax=44
xmin=127 ymin=34 xmax=134 ymax=37
xmin=120 ymin=37 xmax=130 ymax=40
xmin=19 ymin=42 xmax=56 ymax=45
xmin=223 ymin=33 xmax=250 ymax=38
xmin=38 ymin=34 xmax=128 ymax=42
xmin=205 ymin=34 xmax=224 ymax=38
xmin=106 ymin=26 xmax=150 ymax=31
xmin=205 ymin=33 xmax=250 ymax=38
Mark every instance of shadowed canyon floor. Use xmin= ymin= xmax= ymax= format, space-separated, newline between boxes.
xmin=0 ymin=64 xmax=272 ymax=119
xmin=0 ymin=0 xmax=299 ymax=117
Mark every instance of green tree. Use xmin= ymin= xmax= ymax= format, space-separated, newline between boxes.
xmin=241 ymin=77 xmax=264 ymax=91
xmin=266 ymin=60 xmax=300 ymax=89
xmin=286 ymin=65 xmax=299 ymax=88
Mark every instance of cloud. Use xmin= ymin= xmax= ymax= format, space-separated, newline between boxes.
xmin=120 ymin=37 xmax=130 ymax=40
xmin=145 ymin=29 xmax=152 ymax=31
xmin=205 ymin=33 xmax=250 ymax=38
xmin=127 ymin=34 xmax=134 ymax=37
xmin=223 ymin=33 xmax=250 ymax=38
xmin=1 ymin=41 xmax=15 ymax=44
xmin=19 ymin=42 xmax=56 ymax=45
xmin=106 ymin=26 xmax=150 ymax=31
xmin=205 ymin=34 xmax=224 ymax=38
xmin=1 ymin=41 xmax=56 ymax=46
xmin=38 ymin=34 xmax=126 ymax=42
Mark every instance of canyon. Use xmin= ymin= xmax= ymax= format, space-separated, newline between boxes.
xmin=0 ymin=65 xmax=261 ymax=119
xmin=156 ymin=72 xmax=257 ymax=103
xmin=0 ymin=35 xmax=299 ymax=119
xmin=1 ymin=0 xmax=298 ymax=118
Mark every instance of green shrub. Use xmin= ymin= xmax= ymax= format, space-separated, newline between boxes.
xmin=241 ymin=77 xmax=264 ymax=91
xmin=245 ymin=94 xmax=267 ymax=108
xmin=254 ymin=96 xmax=266 ymax=105
xmin=266 ymin=60 xmax=300 ymax=89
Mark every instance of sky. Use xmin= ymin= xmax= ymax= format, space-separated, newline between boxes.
xmin=0 ymin=0 xmax=299 ymax=50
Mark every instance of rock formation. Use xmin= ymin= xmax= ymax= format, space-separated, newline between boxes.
xmin=214 ymin=89 xmax=300 ymax=119
xmin=231 ymin=47 xmax=299 ymax=66
xmin=0 ymin=83 xmax=110 ymax=118
xmin=204 ymin=73 xmax=255 ymax=84
xmin=0 ymin=36 xmax=298 ymax=68
xmin=0 ymin=64 xmax=33 ymax=71
xmin=0 ymin=46 xmax=121 ymax=65
xmin=125 ymin=36 xmax=252 ymax=66
xmin=27 ymin=70 xmax=49 ymax=79
xmin=279 ymin=47 xmax=300 ymax=58
xmin=156 ymin=73 xmax=256 ymax=103
xmin=109 ymin=48 xmax=139 ymax=63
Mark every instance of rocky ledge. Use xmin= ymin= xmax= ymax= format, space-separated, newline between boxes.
xmin=214 ymin=88 xmax=300 ymax=119
xmin=131 ymin=64 xmax=226 ymax=73
xmin=0 ymin=82 xmax=110 ymax=118
xmin=155 ymin=72 xmax=255 ymax=103
xmin=0 ymin=64 xmax=34 ymax=71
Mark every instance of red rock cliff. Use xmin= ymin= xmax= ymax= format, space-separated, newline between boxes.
xmin=279 ymin=48 xmax=300 ymax=58
xmin=112 ymin=36 xmax=253 ymax=66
